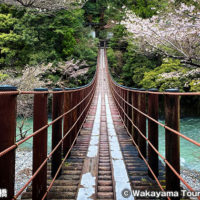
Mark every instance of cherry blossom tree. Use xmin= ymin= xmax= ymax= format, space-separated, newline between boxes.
xmin=122 ymin=2 xmax=200 ymax=67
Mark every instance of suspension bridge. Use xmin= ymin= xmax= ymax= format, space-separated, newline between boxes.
xmin=0 ymin=46 xmax=200 ymax=200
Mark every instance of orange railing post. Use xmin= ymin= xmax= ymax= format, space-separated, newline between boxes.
xmin=0 ymin=85 xmax=17 ymax=200
xmin=80 ymin=90 xmax=84 ymax=127
xmin=52 ymin=88 xmax=63 ymax=178
xmin=117 ymin=87 xmax=120 ymax=114
xmin=127 ymin=90 xmax=132 ymax=134
xmin=72 ymin=91 xmax=78 ymax=142
xmin=121 ymin=88 xmax=123 ymax=119
xmin=82 ymin=89 xmax=86 ymax=121
xmin=76 ymin=91 xmax=81 ymax=133
xmin=122 ymin=89 xmax=124 ymax=121
xmin=33 ymin=88 xmax=48 ymax=200
xmin=131 ymin=91 xmax=134 ymax=137
xmin=165 ymin=89 xmax=180 ymax=197
xmin=148 ymin=89 xmax=159 ymax=179
xmin=124 ymin=90 xmax=128 ymax=126
xmin=63 ymin=90 xmax=72 ymax=157
xmin=132 ymin=90 xmax=138 ymax=145
xmin=119 ymin=88 xmax=122 ymax=118
xmin=138 ymin=89 xmax=146 ymax=158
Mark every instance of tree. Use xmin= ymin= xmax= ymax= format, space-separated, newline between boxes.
xmin=82 ymin=0 xmax=107 ymax=38
xmin=0 ymin=3 xmax=98 ymax=68
xmin=122 ymin=2 xmax=200 ymax=67
xmin=0 ymin=11 xmax=24 ymax=67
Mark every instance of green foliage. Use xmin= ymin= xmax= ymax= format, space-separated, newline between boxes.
xmin=0 ymin=13 xmax=16 ymax=32
xmin=81 ymin=0 xmax=200 ymax=94
xmin=122 ymin=43 xmax=162 ymax=86
xmin=140 ymin=58 xmax=188 ymax=91
xmin=190 ymin=80 xmax=200 ymax=92
xmin=0 ymin=4 xmax=97 ymax=72
xmin=108 ymin=41 xmax=200 ymax=92
xmin=55 ymin=27 xmax=76 ymax=57
xmin=83 ymin=0 xmax=129 ymax=39
xmin=0 ymin=31 xmax=23 ymax=66
xmin=73 ymin=34 xmax=98 ymax=65
xmin=107 ymin=48 xmax=124 ymax=83
xmin=83 ymin=0 xmax=108 ymax=39
xmin=107 ymin=41 xmax=162 ymax=86
xmin=47 ymin=74 xmax=60 ymax=83
xmin=125 ymin=0 xmax=168 ymax=18
xmin=0 ymin=8 xmax=23 ymax=67
xmin=109 ymin=25 xmax=128 ymax=50
xmin=107 ymin=48 xmax=118 ymax=69
xmin=0 ymin=3 xmax=98 ymax=88
xmin=0 ymin=73 xmax=8 ymax=81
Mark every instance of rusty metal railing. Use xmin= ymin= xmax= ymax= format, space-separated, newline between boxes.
xmin=0 ymin=54 xmax=99 ymax=200
xmin=105 ymin=49 xmax=200 ymax=200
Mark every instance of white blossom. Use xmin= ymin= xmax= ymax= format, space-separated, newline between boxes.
xmin=122 ymin=3 xmax=200 ymax=66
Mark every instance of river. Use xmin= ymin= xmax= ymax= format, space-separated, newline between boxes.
xmin=16 ymin=117 xmax=200 ymax=172
xmin=159 ymin=118 xmax=200 ymax=172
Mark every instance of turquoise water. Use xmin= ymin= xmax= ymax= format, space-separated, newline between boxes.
xmin=16 ymin=117 xmax=200 ymax=171
xmin=16 ymin=118 xmax=52 ymax=153
xmin=159 ymin=118 xmax=200 ymax=172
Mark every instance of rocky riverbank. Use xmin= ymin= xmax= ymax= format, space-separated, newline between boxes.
xmin=15 ymin=149 xmax=32 ymax=199
xmin=181 ymin=168 xmax=200 ymax=199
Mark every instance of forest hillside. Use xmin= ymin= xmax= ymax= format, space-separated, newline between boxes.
xmin=0 ymin=0 xmax=200 ymax=116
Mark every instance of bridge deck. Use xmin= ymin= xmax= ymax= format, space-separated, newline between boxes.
xmin=21 ymin=49 xmax=165 ymax=200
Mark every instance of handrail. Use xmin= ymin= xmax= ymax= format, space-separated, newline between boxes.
xmin=0 ymin=84 xmax=95 ymax=158
xmin=111 ymin=85 xmax=200 ymax=147
xmin=105 ymin=49 xmax=200 ymax=200
xmin=0 ymin=51 xmax=99 ymax=200
xmin=14 ymin=85 xmax=95 ymax=199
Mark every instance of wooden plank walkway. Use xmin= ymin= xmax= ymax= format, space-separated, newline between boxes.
xmin=21 ymin=48 xmax=166 ymax=200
